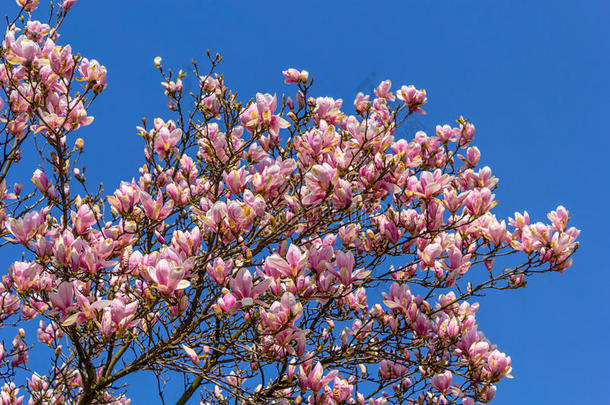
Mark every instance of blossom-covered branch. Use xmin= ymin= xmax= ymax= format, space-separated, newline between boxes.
xmin=0 ymin=2 xmax=579 ymax=404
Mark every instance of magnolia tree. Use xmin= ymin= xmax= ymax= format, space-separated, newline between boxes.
xmin=0 ymin=2 xmax=580 ymax=404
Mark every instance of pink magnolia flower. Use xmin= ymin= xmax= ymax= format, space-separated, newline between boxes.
xmin=463 ymin=146 xmax=481 ymax=167
xmin=308 ymin=244 xmax=334 ymax=273
xmin=332 ymin=178 xmax=353 ymax=208
xmin=396 ymin=85 xmax=427 ymax=114
xmin=37 ymin=321 xmax=60 ymax=345
xmin=486 ymin=218 xmax=508 ymax=246
xmin=436 ymin=124 xmax=459 ymax=143
xmin=108 ymin=181 xmax=140 ymax=214
xmin=420 ymin=242 xmax=442 ymax=268
xmin=431 ymin=370 xmax=452 ymax=392
xmin=172 ymin=227 xmax=201 ymax=256
xmin=468 ymin=340 xmax=491 ymax=362
xmin=199 ymin=74 xmax=221 ymax=93
xmin=27 ymin=373 xmax=48 ymax=392
xmin=299 ymin=362 xmax=338 ymax=393
xmin=49 ymin=282 xmax=74 ymax=312
xmin=259 ymin=292 xmax=302 ymax=333
xmin=200 ymin=201 xmax=227 ymax=233
xmin=226 ymin=200 xmax=255 ymax=232
xmin=446 ymin=248 xmax=472 ymax=277
xmin=0 ymin=382 xmax=23 ymax=405
xmin=199 ymin=93 xmax=221 ymax=118
xmin=329 ymin=376 xmax=353 ymax=402
xmin=61 ymin=0 xmax=77 ymax=10
xmin=6 ymin=210 xmax=46 ymax=245
xmin=437 ymin=316 xmax=461 ymax=339
xmin=240 ymin=93 xmax=289 ymax=137
xmin=225 ymin=371 xmax=244 ymax=388
xmin=16 ymin=0 xmax=39 ymax=12
xmin=459 ymin=121 xmax=476 ymax=143
xmin=382 ymin=282 xmax=414 ymax=314
xmin=147 ymin=259 xmax=190 ymax=294
xmin=354 ymin=92 xmax=371 ymax=113
xmin=229 ymin=269 xmax=271 ymax=307
xmin=140 ymin=191 xmax=174 ymax=221
xmin=378 ymin=360 xmax=407 ymax=380
xmin=329 ymin=251 xmax=368 ymax=286
xmin=48 ymin=43 xmax=74 ymax=76
xmin=222 ymin=167 xmax=249 ymax=195
xmin=374 ymin=80 xmax=395 ymax=101
xmin=464 ymin=188 xmax=496 ymax=216
xmin=9 ymin=261 xmax=41 ymax=292
xmin=77 ymin=58 xmax=107 ymax=92
xmin=303 ymin=163 xmax=337 ymax=205
xmin=0 ymin=293 xmax=20 ymax=320
xmin=547 ymin=205 xmax=569 ymax=231
xmin=71 ymin=205 xmax=96 ymax=235
xmin=62 ymin=288 xmax=111 ymax=327
xmin=216 ymin=292 xmax=238 ymax=314
xmin=282 ymin=68 xmax=309 ymax=84
xmin=264 ymin=244 xmax=308 ymax=279
xmin=243 ymin=189 xmax=266 ymax=217
xmin=442 ymin=188 xmax=467 ymax=213
xmin=486 ymin=349 xmax=512 ymax=379
xmin=153 ymin=126 xmax=182 ymax=159
xmin=206 ymin=257 xmax=233 ymax=285
xmin=378 ymin=215 xmax=400 ymax=244
xmin=25 ymin=21 xmax=49 ymax=42
xmin=161 ymin=79 xmax=183 ymax=97
xmin=31 ymin=169 xmax=57 ymax=198
xmin=182 ymin=345 xmax=199 ymax=366
xmin=482 ymin=385 xmax=496 ymax=401
xmin=11 ymin=330 xmax=28 ymax=366
xmin=66 ymin=99 xmax=95 ymax=128
xmin=109 ymin=299 xmax=138 ymax=330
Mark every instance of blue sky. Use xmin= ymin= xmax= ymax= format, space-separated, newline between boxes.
xmin=4 ymin=0 xmax=610 ymax=403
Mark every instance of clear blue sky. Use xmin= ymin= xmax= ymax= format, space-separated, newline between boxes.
xmin=4 ymin=1 xmax=610 ymax=403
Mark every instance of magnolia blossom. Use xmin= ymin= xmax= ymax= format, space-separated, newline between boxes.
xmin=6 ymin=210 xmax=47 ymax=245
xmin=78 ymin=58 xmax=107 ymax=92
xmin=16 ymin=0 xmax=39 ymax=12
xmin=396 ymin=85 xmax=427 ymax=114
xmin=299 ymin=362 xmax=339 ymax=393
xmin=282 ymin=68 xmax=309 ymax=84
xmin=153 ymin=126 xmax=182 ymax=159
xmin=147 ymin=259 xmax=190 ymax=294
xmin=431 ymin=371 xmax=453 ymax=392
xmin=240 ymin=93 xmax=290 ymax=137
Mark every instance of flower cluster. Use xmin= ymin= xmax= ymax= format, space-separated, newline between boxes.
xmin=0 ymin=3 xmax=579 ymax=404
